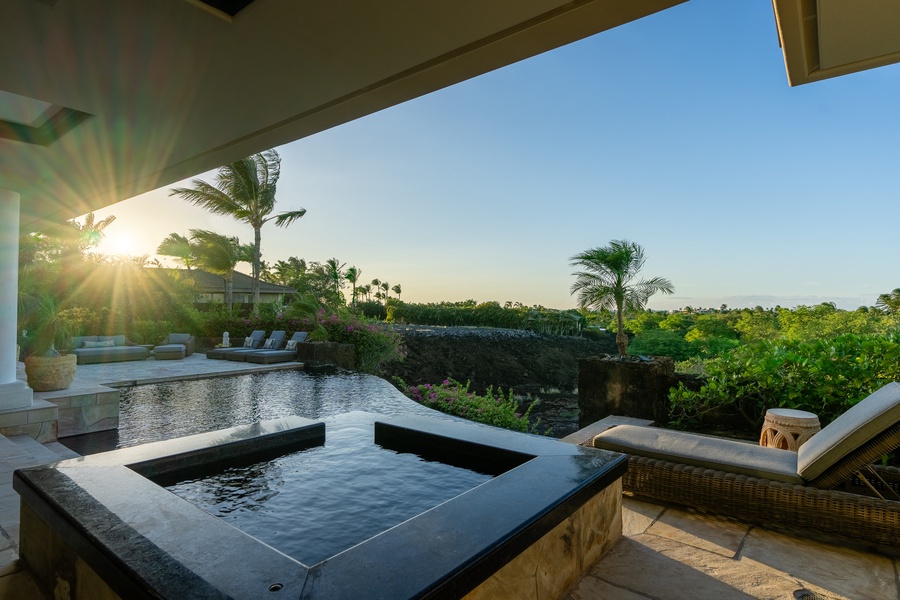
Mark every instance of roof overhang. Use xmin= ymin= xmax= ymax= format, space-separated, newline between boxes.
xmin=773 ymin=0 xmax=900 ymax=86
xmin=2 ymin=0 xmax=686 ymax=232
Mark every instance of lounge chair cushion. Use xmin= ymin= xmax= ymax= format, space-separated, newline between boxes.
xmin=263 ymin=338 xmax=277 ymax=349
xmin=166 ymin=333 xmax=192 ymax=344
xmin=243 ymin=337 xmax=254 ymax=348
xmin=594 ymin=425 xmax=803 ymax=484
xmin=797 ymin=382 xmax=900 ymax=481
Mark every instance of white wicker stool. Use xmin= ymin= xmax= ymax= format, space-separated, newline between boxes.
xmin=759 ymin=408 xmax=821 ymax=451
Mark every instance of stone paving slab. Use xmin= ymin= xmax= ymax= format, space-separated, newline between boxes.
xmin=567 ymin=497 xmax=898 ymax=600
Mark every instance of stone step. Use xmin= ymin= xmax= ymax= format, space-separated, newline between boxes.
xmin=6 ymin=435 xmax=77 ymax=469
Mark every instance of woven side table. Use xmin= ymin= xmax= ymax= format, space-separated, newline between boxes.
xmin=759 ymin=408 xmax=821 ymax=451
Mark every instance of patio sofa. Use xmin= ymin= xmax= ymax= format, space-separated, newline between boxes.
xmin=70 ymin=335 xmax=150 ymax=365
xmin=593 ymin=382 xmax=900 ymax=555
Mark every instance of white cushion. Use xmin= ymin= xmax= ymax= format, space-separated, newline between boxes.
xmin=594 ymin=425 xmax=802 ymax=484
xmin=285 ymin=340 xmax=297 ymax=351
xmin=263 ymin=339 xmax=276 ymax=349
xmin=797 ymin=382 xmax=900 ymax=481
xmin=243 ymin=336 xmax=253 ymax=348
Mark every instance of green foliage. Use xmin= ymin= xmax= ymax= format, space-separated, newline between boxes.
xmin=395 ymin=378 xmax=538 ymax=433
xmin=130 ymin=320 xmax=174 ymax=345
xmin=385 ymin=301 xmax=584 ymax=336
xmin=623 ymin=311 xmax=665 ymax=335
xmin=357 ymin=300 xmax=387 ymax=321
xmin=310 ymin=309 xmax=405 ymax=375
xmin=669 ymin=333 xmax=900 ymax=429
xmin=628 ymin=330 xmax=694 ymax=361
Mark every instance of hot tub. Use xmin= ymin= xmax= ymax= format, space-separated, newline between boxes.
xmin=14 ymin=412 xmax=626 ymax=599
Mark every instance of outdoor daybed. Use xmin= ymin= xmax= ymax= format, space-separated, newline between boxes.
xmin=593 ymin=382 xmax=900 ymax=555
xmin=206 ymin=330 xmax=266 ymax=359
xmin=245 ymin=331 xmax=309 ymax=364
xmin=70 ymin=335 xmax=150 ymax=365
xmin=225 ymin=331 xmax=287 ymax=362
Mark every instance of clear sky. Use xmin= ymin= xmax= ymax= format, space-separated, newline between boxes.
xmin=89 ymin=1 xmax=900 ymax=312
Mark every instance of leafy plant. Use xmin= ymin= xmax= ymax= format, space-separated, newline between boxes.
xmin=309 ymin=309 xmax=405 ymax=375
xmin=19 ymin=293 xmax=74 ymax=357
xmin=669 ymin=333 xmax=900 ymax=429
xmin=395 ymin=378 xmax=538 ymax=433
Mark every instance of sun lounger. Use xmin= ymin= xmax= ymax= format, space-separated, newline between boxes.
xmin=593 ymin=382 xmax=900 ymax=555
xmin=245 ymin=332 xmax=309 ymax=364
xmin=205 ymin=330 xmax=266 ymax=359
xmin=224 ymin=331 xmax=287 ymax=362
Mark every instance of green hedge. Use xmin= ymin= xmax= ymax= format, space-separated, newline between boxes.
xmin=385 ymin=301 xmax=584 ymax=336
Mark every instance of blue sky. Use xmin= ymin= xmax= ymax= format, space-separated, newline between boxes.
xmin=92 ymin=1 xmax=900 ymax=311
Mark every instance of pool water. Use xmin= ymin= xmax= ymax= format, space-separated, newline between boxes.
xmin=164 ymin=420 xmax=494 ymax=565
xmin=110 ymin=371 xmax=449 ymax=449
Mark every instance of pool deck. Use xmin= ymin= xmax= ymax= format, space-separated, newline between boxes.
xmin=0 ymin=357 xmax=897 ymax=599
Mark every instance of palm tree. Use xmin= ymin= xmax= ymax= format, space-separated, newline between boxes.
xmin=170 ymin=149 xmax=306 ymax=307
xmin=358 ymin=284 xmax=372 ymax=302
xmin=325 ymin=258 xmax=345 ymax=299
xmin=570 ymin=239 xmax=674 ymax=355
xmin=157 ymin=232 xmax=198 ymax=270
xmin=381 ymin=281 xmax=390 ymax=300
xmin=272 ymin=257 xmax=306 ymax=286
xmin=72 ymin=211 xmax=116 ymax=252
xmin=344 ymin=266 xmax=362 ymax=305
xmin=391 ymin=284 xmax=402 ymax=300
xmin=371 ymin=278 xmax=382 ymax=301
xmin=189 ymin=229 xmax=247 ymax=312
xmin=876 ymin=289 xmax=900 ymax=314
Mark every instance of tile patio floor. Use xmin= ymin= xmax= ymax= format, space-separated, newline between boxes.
xmin=0 ymin=356 xmax=896 ymax=599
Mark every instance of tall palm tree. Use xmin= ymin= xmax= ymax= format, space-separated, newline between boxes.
xmin=325 ymin=258 xmax=345 ymax=299
xmin=170 ymin=149 xmax=306 ymax=307
xmin=72 ymin=211 xmax=117 ymax=252
xmin=189 ymin=229 xmax=247 ymax=312
xmin=381 ymin=281 xmax=390 ymax=300
xmin=391 ymin=284 xmax=402 ymax=300
xmin=570 ymin=239 xmax=674 ymax=355
xmin=157 ymin=232 xmax=198 ymax=270
xmin=344 ymin=266 xmax=362 ymax=305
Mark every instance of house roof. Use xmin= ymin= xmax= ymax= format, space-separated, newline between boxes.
xmin=169 ymin=269 xmax=296 ymax=295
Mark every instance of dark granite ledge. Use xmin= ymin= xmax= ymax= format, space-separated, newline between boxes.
xmin=14 ymin=412 xmax=626 ymax=600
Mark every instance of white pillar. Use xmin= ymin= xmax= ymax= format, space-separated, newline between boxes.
xmin=0 ymin=189 xmax=33 ymax=410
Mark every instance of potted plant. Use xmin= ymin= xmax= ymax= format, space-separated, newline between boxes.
xmin=21 ymin=293 xmax=77 ymax=392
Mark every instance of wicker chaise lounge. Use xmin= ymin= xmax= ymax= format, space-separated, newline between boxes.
xmin=594 ymin=382 xmax=900 ymax=555
xmin=206 ymin=330 xmax=266 ymax=359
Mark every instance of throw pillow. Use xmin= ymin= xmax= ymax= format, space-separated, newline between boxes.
xmin=285 ymin=340 xmax=298 ymax=351
xmin=83 ymin=340 xmax=116 ymax=348
xmin=243 ymin=336 xmax=253 ymax=348
xmin=263 ymin=339 xmax=276 ymax=349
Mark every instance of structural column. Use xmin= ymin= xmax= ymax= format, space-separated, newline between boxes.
xmin=0 ymin=189 xmax=33 ymax=409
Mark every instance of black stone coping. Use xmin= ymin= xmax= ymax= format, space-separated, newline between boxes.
xmin=14 ymin=412 xmax=627 ymax=600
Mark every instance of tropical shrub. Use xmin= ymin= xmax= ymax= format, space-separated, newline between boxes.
xmin=669 ymin=333 xmax=900 ymax=429
xmin=395 ymin=378 xmax=538 ymax=433
xmin=628 ymin=330 xmax=693 ymax=361
xmin=310 ymin=309 xmax=405 ymax=375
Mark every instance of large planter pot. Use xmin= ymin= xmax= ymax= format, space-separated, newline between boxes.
xmin=24 ymin=354 xmax=77 ymax=392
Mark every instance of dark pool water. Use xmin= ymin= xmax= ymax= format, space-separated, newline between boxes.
xmin=164 ymin=422 xmax=494 ymax=565
xmin=114 ymin=371 xmax=449 ymax=448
